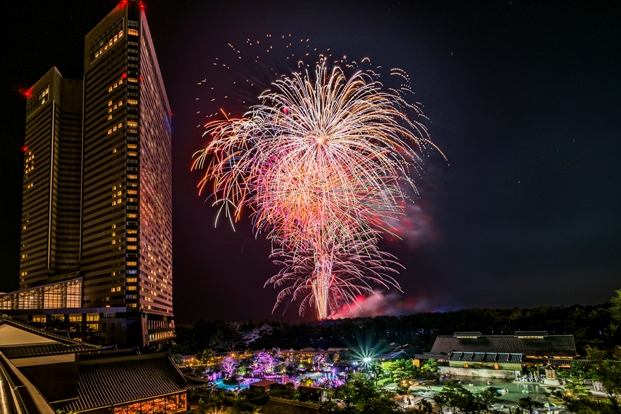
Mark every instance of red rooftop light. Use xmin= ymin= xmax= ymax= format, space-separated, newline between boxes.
xmin=21 ymin=145 xmax=29 ymax=153
xmin=121 ymin=72 xmax=127 ymax=79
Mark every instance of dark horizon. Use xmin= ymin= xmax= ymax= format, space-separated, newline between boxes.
xmin=2 ymin=0 xmax=620 ymax=325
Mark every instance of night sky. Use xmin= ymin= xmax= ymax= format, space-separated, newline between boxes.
xmin=1 ymin=1 xmax=620 ymax=324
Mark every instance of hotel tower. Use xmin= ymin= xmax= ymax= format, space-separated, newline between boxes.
xmin=1 ymin=0 xmax=174 ymax=348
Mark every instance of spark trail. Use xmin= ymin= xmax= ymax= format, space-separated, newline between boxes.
xmin=193 ymin=58 xmax=442 ymax=319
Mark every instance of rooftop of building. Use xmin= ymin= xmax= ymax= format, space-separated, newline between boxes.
xmin=430 ymin=332 xmax=577 ymax=357
xmin=0 ymin=314 xmax=100 ymax=356
xmin=259 ymin=397 xmax=323 ymax=414
xmin=53 ymin=352 xmax=197 ymax=413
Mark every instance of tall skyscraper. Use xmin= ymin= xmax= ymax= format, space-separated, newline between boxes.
xmin=19 ymin=68 xmax=83 ymax=290
xmin=1 ymin=0 xmax=174 ymax=348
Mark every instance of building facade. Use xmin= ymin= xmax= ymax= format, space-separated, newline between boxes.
xmin=417 ymin=331 xmax=578 ymax=379
xmin=1 ymin=0 xmax=174 ymax=348
xmin=0 ymin=315 xmax=193 ymax=414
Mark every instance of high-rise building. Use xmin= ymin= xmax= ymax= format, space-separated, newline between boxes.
xmin=1 ymin=0 xmax=174 ymax=348
xmin=19 ymin=68 xmax=83 ymax=290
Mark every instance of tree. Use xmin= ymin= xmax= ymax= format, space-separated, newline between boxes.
xmin=333 ymin=373 xmax=401 ymax=413
xmin=610 ymin=289 xmax=621 ymax=324
xmin=220 ymin=357 xmax=238 ymax=380
xmin=421 ymin=358 xmax=438 ymax=373
xmin=433 ymin=381 xmax=499 ymax=414
xmin=380 ymin=359 xmax=419 ymax=386
xmin=552 ymin=346 xmax=621 ymax=414
xmin=517 ymin=396 xmax=545 ymax=414
xmin=241 ymin=323 xmax=273 ymax=346
xmin=252 ymin=351 xmax=275 ymax=376
xmin=410 ymin=399 xmax=434 ymax=414
xmin=195 ymin=349 xmax=215 ymax=368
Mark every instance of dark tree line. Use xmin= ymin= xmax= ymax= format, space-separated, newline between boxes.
xmin=170 ymin=300 xmax=618 ymax=355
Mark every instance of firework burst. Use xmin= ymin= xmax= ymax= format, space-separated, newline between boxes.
xmin=193 ymin=59 xmax=441 ymax=319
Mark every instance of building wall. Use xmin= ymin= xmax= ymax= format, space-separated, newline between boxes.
xmin=448 ymin=361 xmax=522 ymax=371
xmin=135 ymin=9 xmax=173 ymax=316
xmin=80 ymin=1 xmax=174 ymax=343
xmin=439 ymin=366 xmax=519 ymax=379
xmin=20 ymin=68 xmax=82 ymax=289
xmin=16 ymin=0 xmax=173 ymax=348
xmin=81 ymin=4 xmax=131 ymax=310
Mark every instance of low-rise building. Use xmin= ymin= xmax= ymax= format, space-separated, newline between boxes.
xmin=420 ymin=331 xmax=577 ymax=379
xmin=0 ymin=315 xmax=201 ymax=414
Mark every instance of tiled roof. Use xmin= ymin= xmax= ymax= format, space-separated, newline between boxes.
xmin=0 ymin=314 xmax=100 ymax=347
xmin=77 ymin=347 xmax=141 ymax=361
xmin=450 ymin=352 xmax=524 ymax=363
xmin=259 ymin=397 xmax=322 ymax=414
xmin=0 ymin=343 xmax=100 ymax=358
xmin=54 ymin=353 xmax=190 ymax=413
xmin=251 ymin=380 xmax=279 ymax=388
xmin=430 ymin=335 xmax=577 ymax=357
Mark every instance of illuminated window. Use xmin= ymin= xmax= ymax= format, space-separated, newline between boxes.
xmin=108 ymin=115 xmax=112 ymax=120
xmin=127 ymin=286 xmax=137 ymax=291
xmin=127 ymin=261 xmax=137 ymax=266
xmin=86 ymin=313 xmax=99 ymax=322
xmin=128 ymin=99 xmax=138 ymax=105
xmin=118 ymin=100 xmax=123 ymax=106
xmin=127 ymin=245 xmax=137 ymax=250
xmin=127 ymin=121 xmax=138 ymax=128
xmin=128 ymin=28 xmax=139 ymax=36
xmin=128 ymin=213 xmax=138 ymax=219
xmin=118 ymin=123 xmax=123 ymax=128
xmin=128 ymin=143 xmax=138 ymax=149
xmin=108 ymin=86 xmax=113 ymax=92
xmin=127 ymin=229 xmax=138 ymax=234
xmin=127 ymin=278 xmax=137 ymax=283
xmin=128 ymin=77 xmax=138 ymax=83
xmin=108 ymin=101 xmax=113 ymax=106
xmin=69 ymin=314 xmax=82 ymax=322
xmin=128 ymin=174 xmax=138 ymax=180
xmin=127 ymin=190 xmax=137 ymax=195
xmin=29 ymin=315 xmax=46 ymax=323
xmin=108 ymin=129 xmax=112 ymax=135
xmin=128 ymin=151 xmax=138 ymax=157
xmin=87 ymin=323 xmax=99 ymax=331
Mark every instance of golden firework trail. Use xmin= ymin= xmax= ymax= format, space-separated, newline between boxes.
xmin=193 ymin=60 xmax=442 ymax=319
